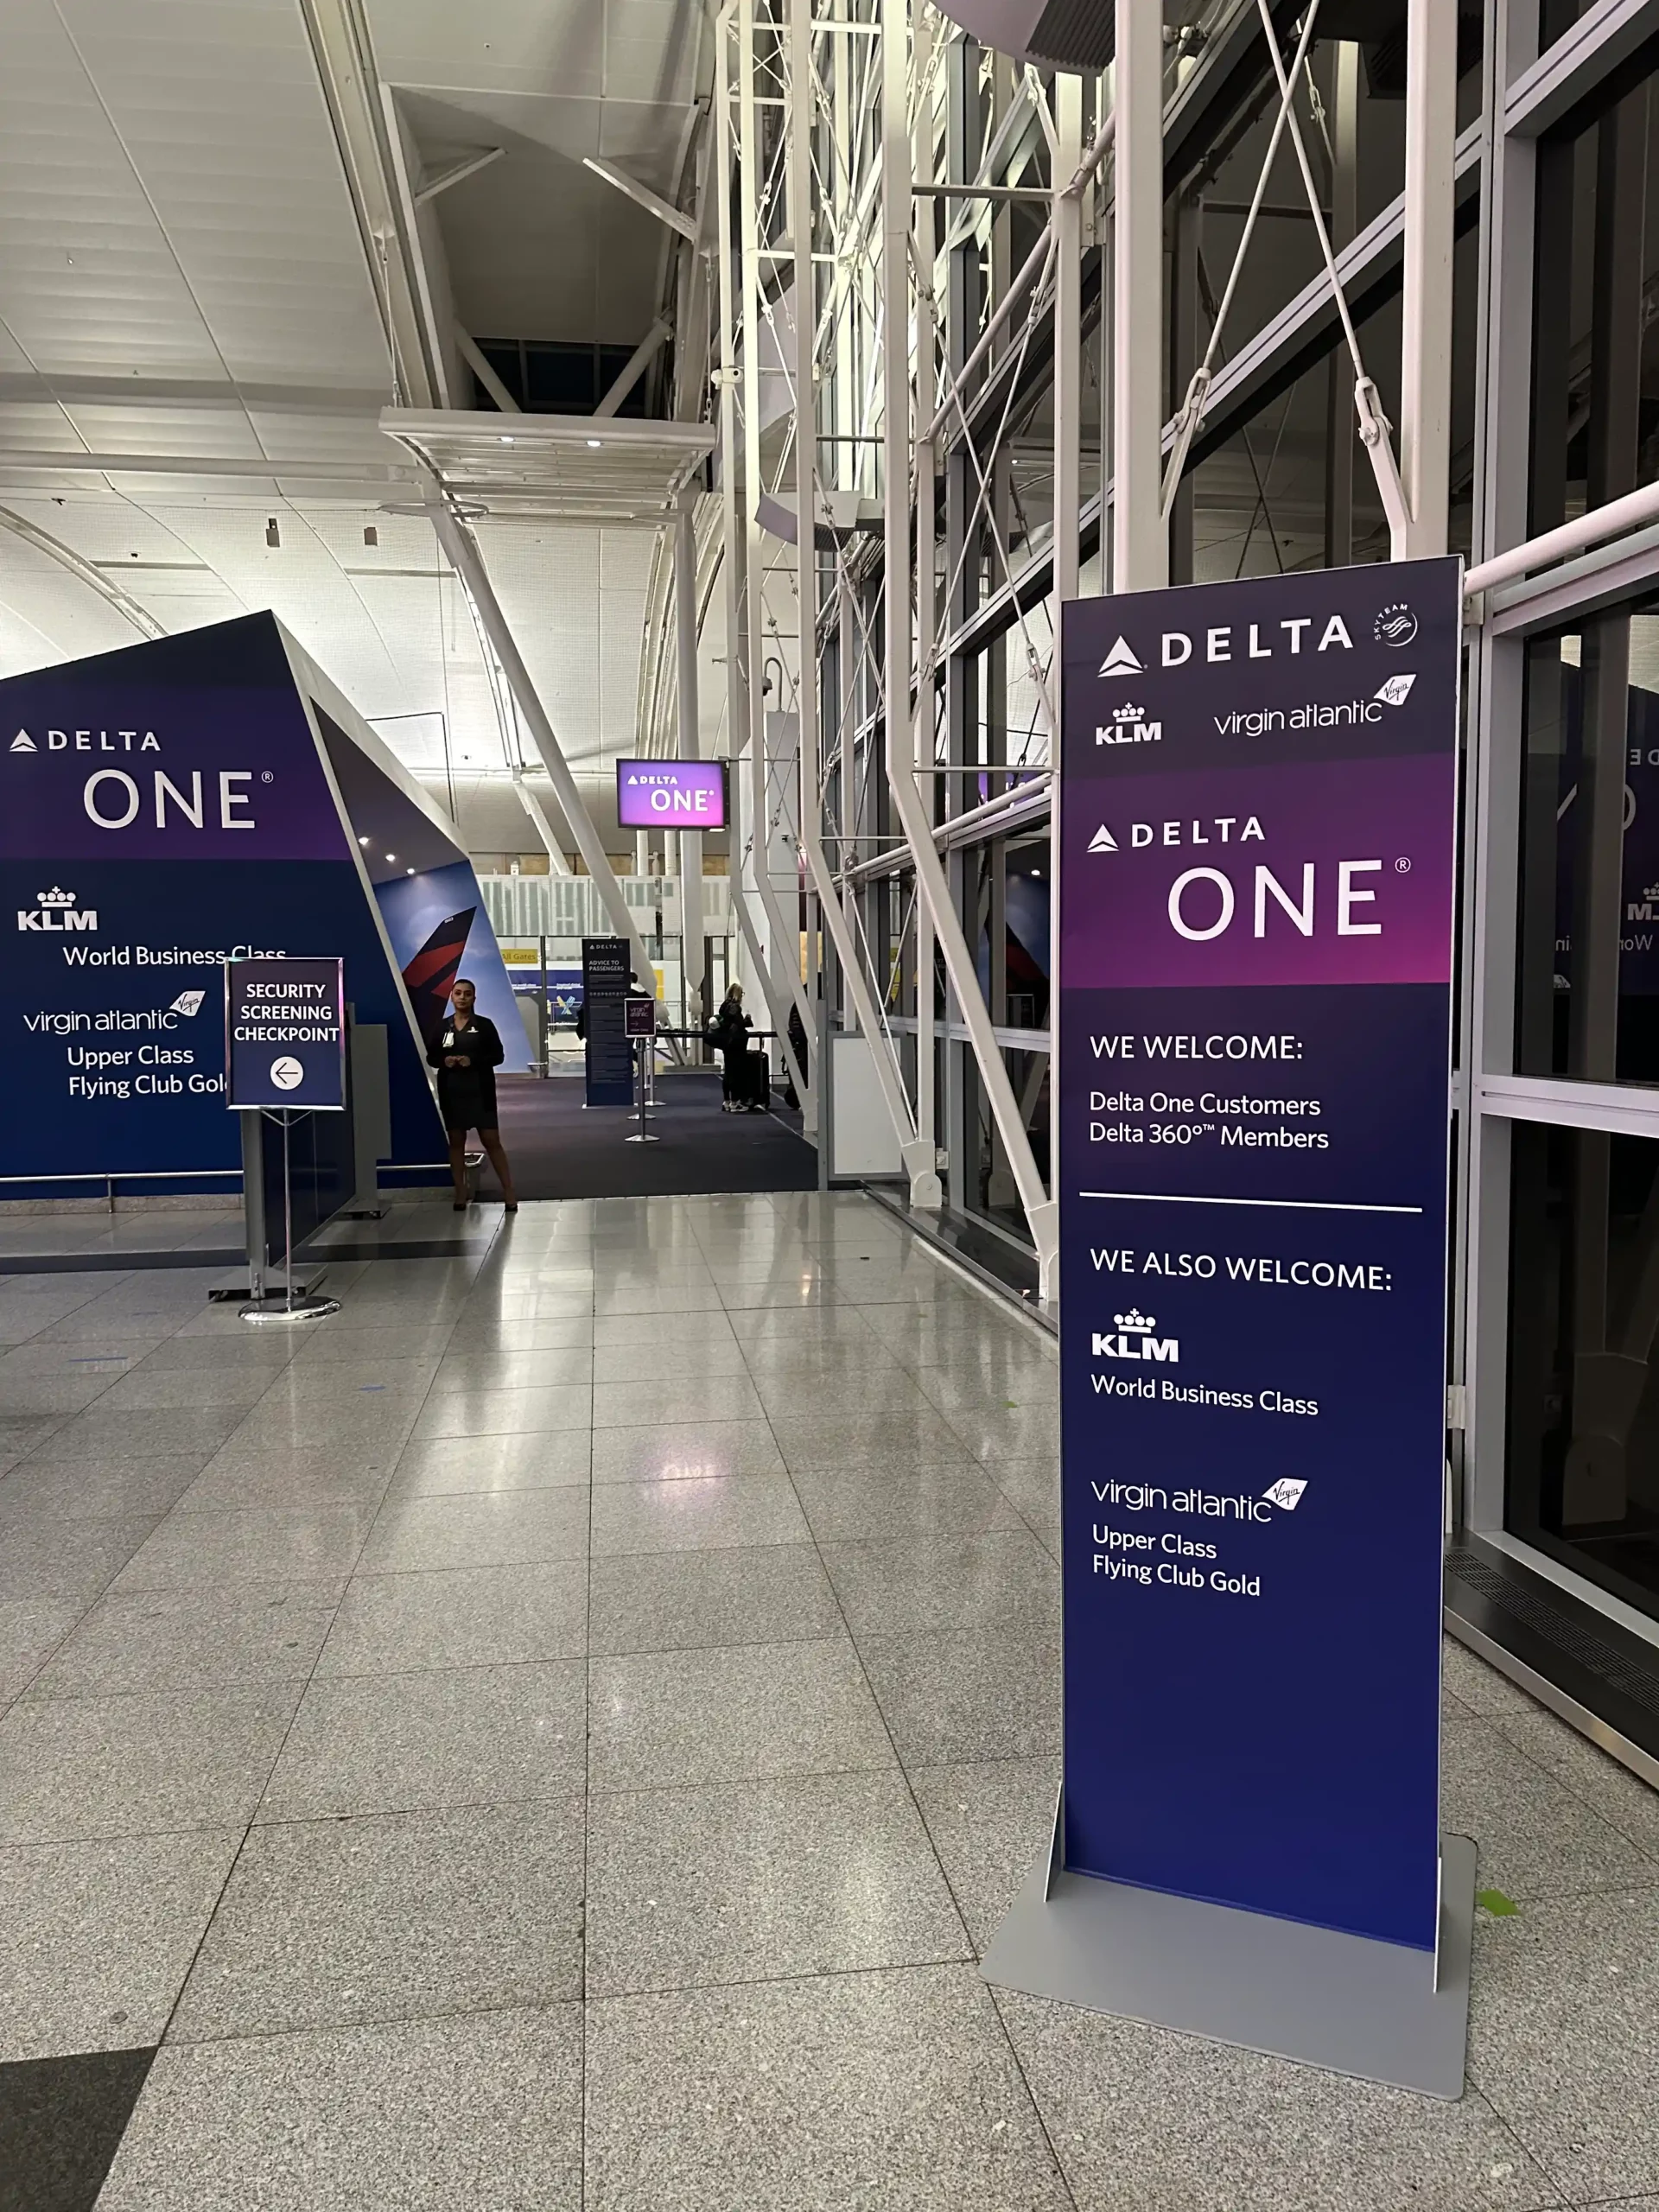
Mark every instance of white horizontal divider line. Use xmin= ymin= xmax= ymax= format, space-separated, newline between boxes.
xmin=1077 ymin=1191 xmax=1424 ymax=1215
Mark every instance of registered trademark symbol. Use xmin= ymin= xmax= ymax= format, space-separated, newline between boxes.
xmin=1395 ymin=857 xmax=1411 ymax=873
xmin=261 ymin=772 xmax=274 ymax=783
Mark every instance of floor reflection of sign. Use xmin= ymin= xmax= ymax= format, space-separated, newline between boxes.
xmin=1058 ymin=556 xmax=1461 ymax=1955
xmin=226 ymin=956 xmax=346 ymax=1111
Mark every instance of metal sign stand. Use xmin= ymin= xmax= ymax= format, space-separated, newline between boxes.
xmin=240 ymin=1109 xmax=340 ymax=1325
xmin=624 ymin=1038 xmax=660 ymax=1145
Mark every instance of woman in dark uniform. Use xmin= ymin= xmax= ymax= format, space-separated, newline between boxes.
xmin=428 ymin=977 xmax=518 ymax=1211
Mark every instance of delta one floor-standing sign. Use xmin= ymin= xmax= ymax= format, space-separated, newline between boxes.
xmin=983 ymin=556 xmax=1470 ymax=2097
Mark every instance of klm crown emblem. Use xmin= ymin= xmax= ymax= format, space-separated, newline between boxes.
xmin=36 ymin=887 xmax=76 ymax=907
xmin=1113 ymin=1308 xmax=1154 ymax=1332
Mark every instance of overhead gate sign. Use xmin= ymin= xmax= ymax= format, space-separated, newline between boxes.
xmin=1057 ymin=556 xmax=1460 ymax=1952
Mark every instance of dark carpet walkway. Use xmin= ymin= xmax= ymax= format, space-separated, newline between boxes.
xmin=488 ymin=1070 xmax=820 ymax=1200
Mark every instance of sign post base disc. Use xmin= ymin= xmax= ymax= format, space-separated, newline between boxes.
xmin=982 ymin=1825 xmax=1474 ymax=2101
xmin=239 ymin=1294 xmax=341 ymax=1327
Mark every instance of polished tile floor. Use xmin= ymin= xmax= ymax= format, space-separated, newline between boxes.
xmin=0 ymin=1192 xmax=1656 ymax=2209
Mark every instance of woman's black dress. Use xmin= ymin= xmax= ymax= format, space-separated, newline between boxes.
xmin=428 ymin=1014 xmax=505 ymax=1133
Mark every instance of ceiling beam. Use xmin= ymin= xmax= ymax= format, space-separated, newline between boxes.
xmin=582 ymin=157 xmax=700 ymax=242
xmin=415 ymin=146 xmax=505 ymax=206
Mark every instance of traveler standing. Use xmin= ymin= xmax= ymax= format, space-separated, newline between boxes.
xmin=429 ymin=977 xmax=519 ymax=1211
xmin=709 ymin=982 xmax=753 ymax=1112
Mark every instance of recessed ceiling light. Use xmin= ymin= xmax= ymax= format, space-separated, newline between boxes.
xmin=586 ymin=438 xmax=602 ymax=449
xmin=385 ymin=853 xmax=396 ymax=862
xmin=359 ymin=835 xmax=370 ymax=846
xmin=406 ymin=866 xmax=416 ymax=875
xmin=500 ymin=435 xmax=514 ymax=445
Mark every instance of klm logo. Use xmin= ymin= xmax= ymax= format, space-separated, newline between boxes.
xmin=1093 ymin=1309 xmax=1179 ymax=1364
xmin=17 ymin=887 xmax=97 ymax=934
xmin=1629 ymin=882 xmax=1659 ymax=924
xmin=1095 ymin=702 xmax=1161 ymax=748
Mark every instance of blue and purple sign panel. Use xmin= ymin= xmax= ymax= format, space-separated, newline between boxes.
xmin=2 ymin=614 xmax=445 ymax=1192
xmin=615 ymin=759 xmax=727 ymax=829
xmin=1058 ymin=556 xmax=1460 ymax=1953
xmin=225 ymin=956 xmax=346 ymax=1111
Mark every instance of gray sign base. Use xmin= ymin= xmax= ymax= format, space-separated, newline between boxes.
xmin=981 ymin=1821 xmax=1475 ymax=2100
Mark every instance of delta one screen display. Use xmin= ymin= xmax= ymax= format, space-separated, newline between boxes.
xmin=615 ymin=760 xmax=727 ymax=829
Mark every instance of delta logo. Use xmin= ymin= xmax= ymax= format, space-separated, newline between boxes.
xmin=17 ymin=887 xmax=98 ymax=933
xmin=10 ymin=728 xmax=161 ymax=754
xmin=1094 ymin=702 xmax=1160 ymax=749
xmin=1092 ymin=1309 xmax=1179 ymax=1364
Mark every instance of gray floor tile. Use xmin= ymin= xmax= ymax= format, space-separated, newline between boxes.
xmin=1495 ymin=1708 xmax=1659 ymax=1860
xmin=998 ymin=1986 xmax=1560 ymax=2212
xmin=225 ymin=1395 xmax=423 ymax=1456
xmin=134 ymin=1335 xmax=296 ymax=1373
xmin=357 ymin=1488 xmax=589 ymax=1573
xmin=788 ymin=1461 xmax=1021 ymax=1543
xmin=590 ymin=1421 xmax=785 ymax=1484
xmin=592 ymin=1376 xmax=765 ymax=1427
xmin=410 ymin=1382 xmax=592 ymax=1440
xmin=1469 ymin=1886 xmax=1659 ymax=2201
xmin=98 ymin=2005 xmax=583 ymax=2212
xmin=587 ymin=1768 xmax=969 ymax=1996
xmin=429 ymin=1346 xmax=594 ymax=1393
xmin=748 ymin=1371 xmax=937 ymax=1421
xmin=28 ymin=1405 xmax=245 ymax=1462
xmin=315 ymin=1562 xmax=588 ymax=1675
xmin=585 ymin=1964 xmax=1070 ymax=2212
xmin=0 ymin=1514 xmax=160 ymax=1602
xmin=0 ymin=1682 xmax=301 ymax=1843
xmin=992 ymin=1457 xmax=1062 ymax=1526
xmin=858 ymin=1624 xmax=1063 ymax=1765
xmin=292 ymin=1325 xmax=460 ymax=1365
xmin=590 ymin=1473 xmax=808 ymax=1557
xmin=387 ymin=1429 xmax=591 ymax=1497
xmin=0 ymin=1827 xmax=242 ymax=2060
xmin=174 ymin=1444 xmax=394 ymax=1512
xmin=445 ymin=1314 xmax=595 ymax=1351
xmin=594 ymin=1338 xmax=751 ymax=1382
xmin=1440 ymin=1637 xmax=1553 ymax=1718
xmin=111 ymin=1505 xmax=372 ymax=1592
xmin=1441 ymin=1707 xmax=1659 ymax=1900
xmin=0 ymin=1371 xmax=124 ymax=1416
xmin=909 ymin=1757 xmax=1061 ymax=1952
xmin=25 ymin=1580 xmax=344 ymax=1700
xmin=0 ymin=1594 xmax=84 ymax=1707
xmin=256 ymin=1357 xmax=442 ymax=1402
xmin=94 ymin=1367 xmax=277 ymax=1412
xmin=588 ymin=1545 xmax=843 ymax=1656
xmin=589 ymin=1638 xmax=892 ymax=1792
xmin=944 ymin=1401 xmax=1062 ymax=1462
xmin=0 ymin=1414 xmax=70 ymax=1465
xmin=769 ymin=1408 xmax=974 ymax=1472
xmin=170 ymin=1799 xmax=584 ymax=2038
xmin=0 ymin=1452 xmax=207 ymax=1522
xmin=591 ymin=1310 xmax=737 ymax=1349
xmin=821 ymin=1530 xmax=1060 ymax=1637
xmin=0 ymin=1337 xmax=158 ymax=1380
xmin=259 ymin=1660 xmax=587 ymax=1820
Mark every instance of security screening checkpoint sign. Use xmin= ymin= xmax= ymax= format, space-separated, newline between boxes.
xmin=1055 ymin=556 xmax=1459 ymax=1957
xmin=225 ymin=957 xmax=346 ymax=1111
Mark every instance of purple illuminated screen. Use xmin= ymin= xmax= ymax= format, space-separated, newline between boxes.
xmin=615 ymin=760 xmax=727 ymax=830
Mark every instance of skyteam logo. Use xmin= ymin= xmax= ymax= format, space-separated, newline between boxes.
xmin=1374 ymin=602 xmax=1418 ymax=648
xmin=17 ymin=887 xmax=97 ymax=934
xmin=1093 ymin=1309 xmax=1179 ymax=1364
xmin=1095 ymin=702 xmax=1161 ymax=748
xmin=1097 ymin=636 xmax=1144 ymax=677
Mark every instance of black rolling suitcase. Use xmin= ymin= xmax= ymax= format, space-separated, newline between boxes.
xmin=742 ymin=1047 xmax=771 ymax=1109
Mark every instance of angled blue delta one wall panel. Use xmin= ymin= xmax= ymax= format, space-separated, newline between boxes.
xmin=3 ymin=612 xmax=448 ymax=1196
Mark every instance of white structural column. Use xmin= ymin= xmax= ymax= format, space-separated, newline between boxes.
xmin=725 ymin=0 xmax=816 ymax=1124
xmin=1398 ymin=0 xmax=1457 ymax=558
xmin=1051 ymin=70 xmax=1084 ymax=1295
xmin=911 ymin=29 xmax=938 ymax=1183
xmin=880 ymin=0 xmax=1052 ymax=1255
xmin=674 ymin=487 xmax=707 ymax=1025
xmin=791 ymin=0 xmax=937 ymax=1202
xmin=432 ymin=502 xmax=658 ymax=988
xmin=511 ymin=771 xmax=574 ymax=876
xmin=1114 ymin=0 xmax=1166 ymax=591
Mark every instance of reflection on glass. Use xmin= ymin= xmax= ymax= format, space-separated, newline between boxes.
xmin=1517 ymin=613 xmax=1659 ymax=1084
xmin=1509 ymin=1123 xmax=1659 ymax=1621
